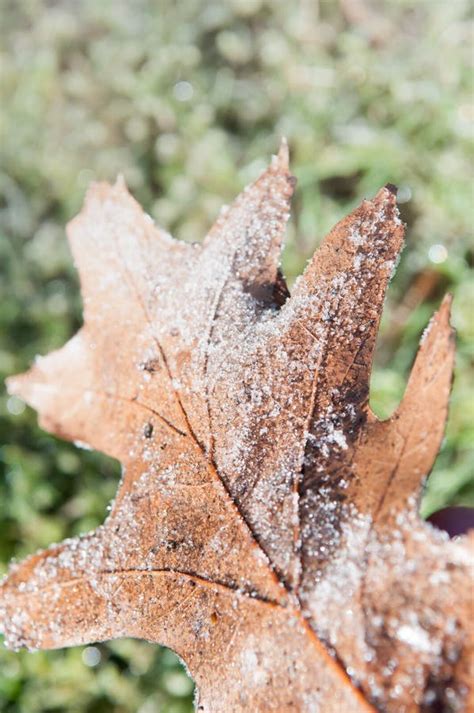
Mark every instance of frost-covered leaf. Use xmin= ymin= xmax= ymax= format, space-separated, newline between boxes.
xmin=1 ymin=143 xmax=472 ymax=712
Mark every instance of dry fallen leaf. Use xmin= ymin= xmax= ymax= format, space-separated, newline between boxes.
xmin=1 ymin=142 xmax=472 ymax=712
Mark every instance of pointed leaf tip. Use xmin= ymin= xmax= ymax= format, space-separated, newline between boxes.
xmin=5 ymin=372 xmax=26 ymax=400
xmin=81 ymin=181 xmax=113 ymax=208
xmin=373 ymin=184 xmax=400 ymax=213
xmin=384 ymin=183 xmax=398 ymax=196
xmin=438 ymin=292 xmax=453 ymax=322
xmin=202 ymin=140 xmax=296 ymax=291
xmin=272 ymin=137 xmax=289 ymax=172
xmin=80 ymin=176 xmax=130 ymax=211
xmin=373 ymin=293 xmax=456 ymax=515
xmin=421 ymin=293 xmax=454 ymax=350
xmin=5 ymin=362 xmax=50 ymax=415
xmin=401 ymin=293 xmax=456 ymax=419
xmin=115 ymin=173 xmax=128 ymax=191
xmin=368 ymin=185 xmax=404 ymax=235
xmin=352 ymin=294 xmax=457 ymax=524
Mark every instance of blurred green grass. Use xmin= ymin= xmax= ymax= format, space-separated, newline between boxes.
xmin=0 ymin=0 xmax=472 ymax=711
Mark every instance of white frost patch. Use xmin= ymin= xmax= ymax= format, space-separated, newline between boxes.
xmin=397 ymin=624 xmax=437 ymax=654
xmin=328 ymin=427 xmax=347 ymax=450
xmin=419 ymin=319 xmax=434 ymax=345
xmin=348 ymin=225 xmax=365 ymax=247
xmin=306 ymin=505 xmax=372 ymax=653
xmin=74 ymin=439 xmax=93 ymax=451
xmin=240 ymin=647 xmax=269 ymax=687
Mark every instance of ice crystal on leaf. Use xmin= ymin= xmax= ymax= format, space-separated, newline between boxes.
xmin=1 ymin=142 xmax=472 ymax=712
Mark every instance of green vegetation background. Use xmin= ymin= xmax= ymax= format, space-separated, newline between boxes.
xmin=0 ymin=1 xmax=472 ymax=711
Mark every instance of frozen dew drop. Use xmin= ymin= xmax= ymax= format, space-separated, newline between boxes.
xmin=396 ymin=186 xmax=412 ymax=204
xmin=6 ymin=396 xmax=25 ymax=416
xmin=82 ymin=645 xmax=101 ymax=667
xmin=428 ymin=244 xmax=448 ymax=264
xmin=173 ymin=81 xmax=194 ymax=102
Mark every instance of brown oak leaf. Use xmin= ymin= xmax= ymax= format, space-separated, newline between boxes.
xmin=1 ymin=142 xmax=472 ymax=712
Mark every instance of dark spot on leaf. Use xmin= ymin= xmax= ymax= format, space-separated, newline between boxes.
xmin=140 ymin=358 xmax=161 ymax=373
